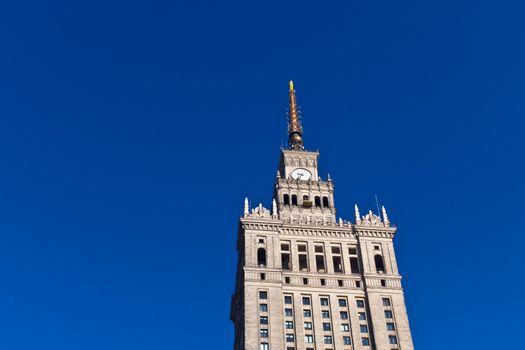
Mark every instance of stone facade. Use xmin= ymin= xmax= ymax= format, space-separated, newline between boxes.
xmin=230 ymin=84 xmax=414 ymax=350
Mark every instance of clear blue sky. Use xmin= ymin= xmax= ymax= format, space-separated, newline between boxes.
xmin=0 ymin=0 xmax=524 ymax=349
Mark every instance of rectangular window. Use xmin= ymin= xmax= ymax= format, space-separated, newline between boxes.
xmin=360 ymin=325 xmax=368 ymax=333
xmin=356 ymin=299 xmax=365 ymax=308
xmin=338 ymin=299 xmax=347 ymax=307
xmin=260 ymin=304 xmax=268 ymax=312
xmin=286 ymin=334 xmax=295 ymax=342
xmin=341 ymin=323 xmax=350 ymax=332
xmin=382 ymin=298 xmax=391 ymax=306
xmin=299 ymin=254 xmax=308 ymax=270
xmin=281 ymin=243 xmax=290 ymax=251
xmin=386 ymin=322 xmax=395 ymax=331
xmin=282 ymin=253 xmax=291 ymax=270
xmin=333 ymin=256 xmax=343 ymax=273
xmin=260 ymin=329 xmax=268 ymax=338
xmin=298 ymin=244 xmax=307 ymax=252
xmin=284 ymin=296 xmax=293 ymax=304
xmin=302 ymin=297 xmax=311 ymax=305
xmin=304 ymin=322 xmax=313 ymax=330
xmin=358 ymin=312 xmax=366 ymax=320
xmin=260 ymin=316 xmax=268 ymax=324
xmin=384 ymin=310 xmax=393 ymax=318
xmin=259 ymin=291 xmax=268 ymax=299
xmin=343 ymin=336 xmax=352 ymax=345
xmin=316 ymin=255 xmax=325 ymax=271
xmin=389 ymin=335 xmax=398 ymax=344
xmin=303 ymin=309 xmax=311 ymax=317
xmin=323 ymin=336 xmax=333 ymax=344
xmin=260 ymin=343 xmax=269 ymax=350
xmin=285 ymin=308 xmax=293 ymax=317
xmin=305 ymin=335 xmax=314 ymax=343
xmin=320 ymin=298 xmax=329 ymax=306
xmin=362 ymin=337 xmax=370 ymax=346
xmin=348 ymin=246 xmax=357 ymax=255
xmin=321 ymin=310 xmax=330 ymax=318
xmin=285 ymin=321 xmax=294 ymax=329
xmin=323 ymin=323 xmax=331 ymax=331
xmin=315 ymin=245 xmax=324 ymax=253
xmin=331 ymin=246 xmax=341 ymax=254
xmin=340 ymin=311 xmax=348 ymax=319
xmin=287 ymin=348 xmax=295 ymax=350
xmin=350 ymin=257 xmax=360 ymax=273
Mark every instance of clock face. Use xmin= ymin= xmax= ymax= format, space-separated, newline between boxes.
xmin=291 ymin=168 xmax=312 ymax=180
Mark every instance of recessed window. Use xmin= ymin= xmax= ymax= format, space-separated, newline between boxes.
xmin=343 ymin=336 xmax=352 ymax=345
xmin=341 ymin=323 xmax=350 ymax=332
xmin=362 ymin=337 xmax=370 ymax=346
xmin=305 ymin=335 xmax=314 ymax=343
xmin=299 ymin=254 xmax=308 ymax=271
xmin=356 ymin=280 xmax=362 ymax=288
xmin=259 ymin=238 xmax=265 ymax=243
xmin=315 ymin=196 xmax=321 ymax=207
xmin=322 ymin=196 xmax=329 ymax=207
xmin=257 ymin=248 xmax=267 ymax=266
xmin=302 ymin=297 xmax=311 ymax=305
xmin=320 ymin=278 xmax=326 ymax=286
xmin=323 ymin=323 xmax=331 ymax=331
xmin=323 ymin=335 xmax=333 ymax=344
xmin=260 ymin=329 xmax=269 ymax=338
xmin=286 ymin=348 xmax=295 ymax=350
xmin=331 ymin=246 xmax=341 ymax=254
xmin=374 ymin=245 xmax=380 ymax=250
xmin=348 ymin=246 xmax=357 ymax=255
xmin=315 ymin=245 xmax=324 ymax=253
xmin=260 ymin=316 xmax=268 ymax=324
xmin=291 ymin=194 xmax=298 ymax=205
xmin=260 ymin=304 xmax=268 ymax=312
xmin=321 ymin=310 xmax=330 ymax=318
xmin=383 ymin=298 xmax=391 ymax=306
xmin=338 ymin=280 xmax=343 ymax=287
xmin=259 ymin=291 xmax=267 ymax=299
xmin=303 ymin=309 xmax=311 ymax=317
xmin=381 ymin=279 xmax=387 ymax=287
xmin=282 ymin=253 xmax=291 ymax=270
xmin=387 ymin=322 xmax=395 ymax=331
xmin=338 ymin=299 xmax=347 ymax=307
xmin=281 ymin=243 xmax=290 ymax=251
xmin=356 ymin=299 xmax=365 ymax=308
xmin=283 ymin=194 xmax=290 ymax=205
xmin=375 ymin=254 xmax=385 ymax=273
xmin=298 ymin=244 xmax=307 ymax=252
xmin=358 ymin=312 xmax=366 ymax=320
xmin=285 ymin=308 xmax=293 ymax=316
xmin=285 ymin=277 xmax=290 ymax=284
xmin=333 ymin=255 xmax=343 ymax=273
xmin=385 ymin=310 xmax=393 ymax=318
xmin=286 ymin=334 xmax=295 ymax=342
xmin=304 ymin=322 xmax=313 ymax=330
xmin=350 ymin=257 xmax=360 ymax=273
xmin=389 ymin=335 xmax=398 ymax=344
xmin=360 ymin=325 xmax=368 ymax=333
xmin=340 ymin=311 xmax=348 ymax=319
xmin=320 ymin=298 xmax=329 ymax=306
xmin=316 ymin=255 xmax=325 ymax=271
xmin=260 ymin=343 xmax=269 ymax=350
xmin=260 ymin=273 xmax=266 ymax=280
xmin=284 ymin=296 xmax=293 ymax=304
xmin=285 ymin=321 xmax=294 ymax=329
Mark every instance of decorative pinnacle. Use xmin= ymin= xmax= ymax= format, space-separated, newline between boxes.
xmin=288 ymin=80 xmax=304 ymax=150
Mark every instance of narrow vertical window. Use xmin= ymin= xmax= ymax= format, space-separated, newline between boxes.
xmin=291 ymin=194 xmax=298 ymax=205
xmin=315 ymin=196 xmax=321 ymax=207
xmin=374 ymin=254 xmax=385 ymax=273
xmin=283 ymin=194 xmax=290 ymax=205
xmin=257 ymin=248 xmax=267 ymax=266
xmin=322 ymin=196 xmax=329 ymax=207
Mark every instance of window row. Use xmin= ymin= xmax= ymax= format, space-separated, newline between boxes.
xmin=279 ymin=242 xmax=361 ymax=274
xmin=283 ymin=194 xmax=330 ymax=208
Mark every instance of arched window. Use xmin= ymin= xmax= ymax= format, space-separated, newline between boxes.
xmin=315 ymin=196 xmax=321 ymax=207
xmin=303 ymin=195 xmax=309 ymax=201
xmin=258 ymin=248 xmax=267 ymax=266
xmin=322 ymin=196 xmax=329 ymax=208
xmin=283 ymin=194 xmax=290 ymax=205
xmin=291 ymin=194 xmax=298 ymax=206
xmin=374 ymin=254 xmax=385 ymax=273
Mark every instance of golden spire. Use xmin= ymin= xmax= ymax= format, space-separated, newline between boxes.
xmin=288 ymin=80 xmax=304 ymax=150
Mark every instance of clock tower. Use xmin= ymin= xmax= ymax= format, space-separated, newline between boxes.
xmin=230 ymin=82 xmax=414 ymax=350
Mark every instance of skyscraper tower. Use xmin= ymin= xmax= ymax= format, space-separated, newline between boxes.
xmin=230 ymin=82 xmax=414 ymax=350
